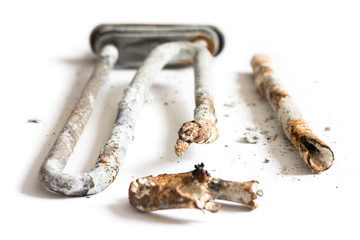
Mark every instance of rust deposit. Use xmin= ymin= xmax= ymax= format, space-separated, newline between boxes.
xmin=129 ymin=163 xmax=261 ymax=212
xmin=250 ymin=54 xmax=334 ymax=173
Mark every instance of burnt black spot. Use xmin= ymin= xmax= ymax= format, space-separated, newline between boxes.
xmin=208 ymin=179 xmax=225 ymax=193
xmin=299 ymin=136 xmax=319 ymax=154
xmin=192 ymin=163 xmax=205 ymax=177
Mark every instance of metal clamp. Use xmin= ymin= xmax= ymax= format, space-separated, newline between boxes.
xmin=39 ymin=24 xmax=224 ymax=196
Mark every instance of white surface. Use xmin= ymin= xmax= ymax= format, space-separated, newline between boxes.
xmin=1 ymin=0 xmax=359 ymax=239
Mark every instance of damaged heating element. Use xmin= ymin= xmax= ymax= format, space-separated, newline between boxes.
xmin=129 ymin=163 xmax=261 ymax=212
xmin=39 ymin=24 xmax=224 ymax=196
xmin=250 ymin=55 xmax=334 ymax=173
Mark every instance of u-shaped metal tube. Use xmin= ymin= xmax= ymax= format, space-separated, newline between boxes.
xmin=39 ymin=40 xmax=218 ymax=196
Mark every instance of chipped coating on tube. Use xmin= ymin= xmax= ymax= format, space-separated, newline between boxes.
xmin=128 ymin=164 xmax=261 ymax=212
xmin=250 ymin=55 xmax=334 ymax=173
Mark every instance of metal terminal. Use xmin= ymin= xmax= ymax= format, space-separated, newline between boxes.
xmin=129 ymin=163 xmax=261 ymax=212
xmin=90 ymin=24 xmax=224 ymax=68
xmin=250 ymin=55 xmax=334 ymax=173
xmin=39 ymin=24 xmax=224 ymax=196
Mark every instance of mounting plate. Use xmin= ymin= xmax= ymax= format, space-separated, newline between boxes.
xmin=90 ymin=24 xmax=225 ymax=68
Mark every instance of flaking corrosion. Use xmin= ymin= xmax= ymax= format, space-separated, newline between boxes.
xmin=250 ymin=55 xmax=334 ymax=173
xmin=129 ymin=163 xmax=261 ymax=212
xmin=175 ymin=119 xmax=218 ymax=156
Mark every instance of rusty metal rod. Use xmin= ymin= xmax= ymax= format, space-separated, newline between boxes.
xmin=39 ymin=41 xmax=218 ymax=196
xmin=250 ymin=55 xmax=334 ymax=173
xmin=129 ymin=163 xmax=261 ymax=212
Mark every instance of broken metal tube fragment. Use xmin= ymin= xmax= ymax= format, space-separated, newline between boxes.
xmin=250 ymin=55 xmax=334 ymax=173
xmin=129 ymin=163 xmax=261 ymax=212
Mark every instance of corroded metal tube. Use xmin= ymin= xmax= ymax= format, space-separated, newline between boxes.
xmin=129 ymin=40 xmax=218 ymax=157
xmin=39 ymin=45 xmax=121 ymax=196
xmin=174 ymin=41 xmax=218 ymax=156
xmin=129 ymin=163 xmax=261 ymax=212
xmin=40 ymin=41 xmax=218 ymax=196
xmin=250 ymin=55 xmax=334 ymax=173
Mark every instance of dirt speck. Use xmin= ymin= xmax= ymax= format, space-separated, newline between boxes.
xmin=27 ymin=119 xmax=40 ymax=124
xmin=224 ymin=103 xmax=235 ymax=108
xmin=264 ymin=115 xmax=274 ymax=123
xmin=244 ymin=131 xmax=260 ymax=144
xmin=267 ymin=134 xmax=278 ymax=142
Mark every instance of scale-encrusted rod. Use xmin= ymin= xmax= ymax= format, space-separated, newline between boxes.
xmin=39 ymin=41 xmax=218 ymax=196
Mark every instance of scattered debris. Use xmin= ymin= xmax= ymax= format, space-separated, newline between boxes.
xmin=264 ymin=159 xmax=270 ymax=163
xmin=267 ymin=134 xmax=278 ymax=142
xmin=27 ymin=119 xmax=40 ymax=124
xmin=264 ymin=115 xmax=274 ymax=123
xmin=244 ymin=129 xmax=260 ymax=144
xmin=260 ymin=130 xmax=269 ymax=135
xmin=129 ymin=163 xmax=262 ymax=212
xmin=223 ymin=103 xmax=235 ymax=108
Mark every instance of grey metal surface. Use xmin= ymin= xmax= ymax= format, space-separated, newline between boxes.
xmin=90 ymin=24 xmax=225 ymax=68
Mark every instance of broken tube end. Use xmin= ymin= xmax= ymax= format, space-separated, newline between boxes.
xmin=174 ymin=139 xmax=190 ymax=157
xmin=287 ymin=119 xmax=334 ymax=173
xmin=174 ymin=120 xmax=218 ymax=156
xmin=299 ymin=136 xmax=334 ymax=173
xmin=250 ymin=54 xmax=272 ymax=72
xmin=209 ymin=178 xmax=262 ymax=210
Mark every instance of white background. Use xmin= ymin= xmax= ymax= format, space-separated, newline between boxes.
xmin=1 ymin=0 xmax=359 ymax=239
